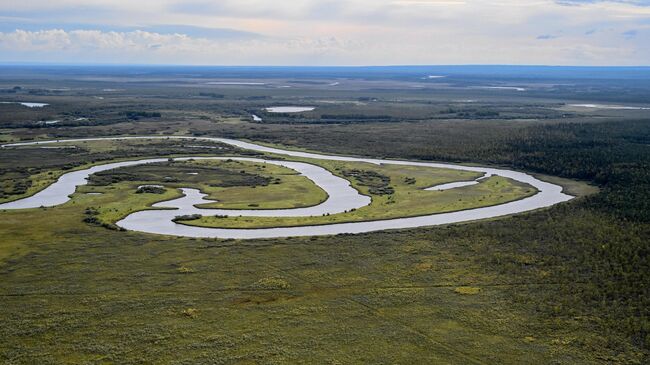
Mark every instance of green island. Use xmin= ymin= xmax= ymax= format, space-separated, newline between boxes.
xmin=183 ymin=160 xmax=537 ymax=229
xmin=79 ymin=159 xmax=329 ymax=225
xmin=1 ymin=138 xmax=539 ymax=230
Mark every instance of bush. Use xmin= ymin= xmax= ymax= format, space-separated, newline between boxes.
xmin=136 ymin=186 xmax=166 ymax=194
xmin=172 ymin=214 xmax=203 ymax=222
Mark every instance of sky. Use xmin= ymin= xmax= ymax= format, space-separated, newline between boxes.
xmin=0 ymin=0 xmax=648 ymax=66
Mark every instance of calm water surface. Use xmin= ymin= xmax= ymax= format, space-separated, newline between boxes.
xmin=1 ymin=136 xmax=573 ymax=238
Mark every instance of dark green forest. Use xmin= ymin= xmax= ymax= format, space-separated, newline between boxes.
xmin=215 ymin=119 xmax=650 ymax=352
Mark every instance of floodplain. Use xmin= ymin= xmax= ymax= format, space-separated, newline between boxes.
xmin=0 ymin=66 xmax=648 ymax=364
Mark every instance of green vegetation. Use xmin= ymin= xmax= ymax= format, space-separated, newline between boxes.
xmin=123 ymin=111 xmax=162 ymax=120
xmin=342 ymin=168 xmax=394 ymax=195
xmin=0 ymin=138 xmax=245 ymax=204
xmin=173 ymin=214 xmax=203 ymax=222
xmin=0 ymin=125 xmax=644 ymax=363
xmin=219 ymin=119 xmax=649 ymax=356
xmin=187 ymin=160 xmax=536 ymax=229
xmin=32 ymin=149 xmax=533 ymax=230
xmin=2 ymin=140 xmax=532 ymax=230
xmin=0 ymin=69 xmax=648 ymax=363
xmin=0 ymin=197 xmax=645 ymax=363
xmin=136 ymin=185 xmax=166 ymax=194
xmin=65 ymin=158 xmax=329 ymax=226
xmin=188 ymin=160 xmax=327 ymax=210
xmin=454 ymin=286 xmax=481 ymax=295
xmin=77 ymin=181 xmax=183 ymax=224
xmin=94 ymin=159 xmax=326 ymax=210
xmin=89 ymin=161 xmax=271 ymax=189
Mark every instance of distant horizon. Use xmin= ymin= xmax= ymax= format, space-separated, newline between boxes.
xmin=1 ymin=63 xmax=650 ymax=68
xmin=3 ymin=63 xmax=650 ymax=81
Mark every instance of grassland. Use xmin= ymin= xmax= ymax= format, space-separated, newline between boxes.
xmin=1 ymin=196 xmax=641 ymax=364
xmin=89 ymin=159 xmax=328 ymax=211
xmin=80 ymin=158 xmax=329 ymax=227
xmin=0 ymin=138 xmax=246 ymax=204
xmin=188 ymin=160 xmax=328 ymax=210
xmin=0 ymin=67 xmax=648 ymax=364
xmin=186 ymin=160 xmax=536 ymax=229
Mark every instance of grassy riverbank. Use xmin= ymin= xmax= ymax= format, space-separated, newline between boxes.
xmin=189 ymin=170 xmax=536 ymax=229
xmin=1 ymin=198 xmax=642 ymax=364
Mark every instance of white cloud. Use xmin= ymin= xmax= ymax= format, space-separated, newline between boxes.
xmin=0 ymin=0 xmax=648 ymax=65
xmin=0 ymin=29 xmax=365 ymax=65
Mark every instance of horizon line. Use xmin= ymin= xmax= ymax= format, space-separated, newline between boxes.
xmin=1 ymin=62 xmax=650 ymax=68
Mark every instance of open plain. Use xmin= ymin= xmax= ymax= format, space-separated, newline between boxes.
xmin=0 ymin=65 xmax=648 ymax=364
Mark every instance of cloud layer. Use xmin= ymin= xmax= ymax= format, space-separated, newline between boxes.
xmin=0 ymin=0 xmax=648 ymax=65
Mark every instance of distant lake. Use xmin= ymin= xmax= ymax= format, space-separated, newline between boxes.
xmin=569 ymin=104 xmax=650 ymax=110
xmin=0 ymin=102 xmax=49 ymax=108
xmin=266 ymin=106 xmax=316 ymax=113
xmin=472 ymin=86 xmax=527 ymax=92
xmin=206 ymin=82 xmax=266 ymax=85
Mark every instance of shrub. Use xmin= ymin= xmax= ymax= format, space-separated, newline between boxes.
xmin=182 ymin=308 xmax=198 ymax=318
xmin=251 ymin=277 xmax=291 ymax=290
xmin=172 ymin=214 xmax=203 ymax=222
xmin=454 ymin=287 xmax=481 ymax=295
xmin=136 ymin=186 xmax=166 ymax=194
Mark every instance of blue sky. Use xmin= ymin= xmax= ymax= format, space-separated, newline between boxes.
xmin=0 ymin=0 xmax=648 ymax=65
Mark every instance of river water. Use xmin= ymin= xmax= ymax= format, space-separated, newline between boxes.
xmin=1 ymin=136 xmax=574 ymax=239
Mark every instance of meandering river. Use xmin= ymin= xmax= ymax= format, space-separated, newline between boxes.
xmin=1 ymin=136 xmax=574 ymax=238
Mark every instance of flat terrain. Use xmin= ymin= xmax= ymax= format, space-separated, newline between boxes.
xmin=91 ymin=159 xmax=328 ymax=211
xmin=0 ymin=66 xmax=647 ymax=364
xmin=188 ymin=160 xmax=536 ymax=229
xmin=0 ymin=195 xmax=632 ymax=364
xmin=0 ymin=138 xmax=540 ymax=232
